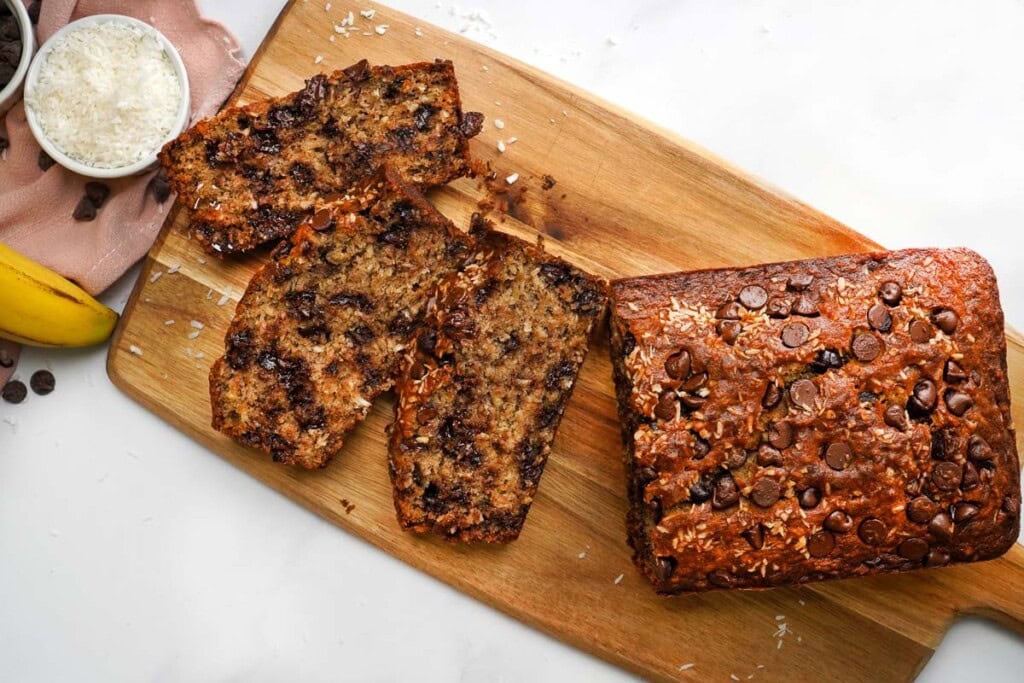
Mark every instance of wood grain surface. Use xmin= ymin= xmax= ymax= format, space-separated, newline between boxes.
xmin=107 ymin=1 xmax=1024 ymax=680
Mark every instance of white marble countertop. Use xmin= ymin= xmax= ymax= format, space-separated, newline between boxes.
xmin=1 ymin=1 xmax=1022 ymax=680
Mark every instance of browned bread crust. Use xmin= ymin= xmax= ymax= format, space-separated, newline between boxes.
xmin=609 ymin=248 xmax=1020 ymax=592
xmin=389 ymin=218 xmax=608 ymax=542
xmin=159 ymin=59 xmax=483 ymax=255
xmin=209 ymin=169 xmax=473 ymax=469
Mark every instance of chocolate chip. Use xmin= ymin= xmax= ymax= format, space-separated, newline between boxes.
xmin=967 ymin=435 xmax=993 ymax=462
xmin=961 ymin=462 xmax=980 ymax=491
xmin=29 ymin=370 xmax=55 ymax=395
xmin=952 ymin=502 xmax=979 ymax=524
xmin=73 ymin=197 xmax=97 ymax=221
xmin=789 ymin=378 xmax=818 ymax=411
xmin=653 ymin=392 xmax=678 ymax=421
xmin=742 ymin=524 xmax=766 ymax=550
xmin=787 ymin=273 xmax=814 ymax=291
xmin=944 ymin=390 xmax=972 ymax=417
xmin=342 ymin=58 xmax=371 ymax=81
xmin=655 ymin=556 xmax=677 ymax=582
xmin=798 ymin=487 xmax=821 ymax=509
xmin=648 ymin=496 xmax=663 ymax=522
xmin=808 ymin=531 xmax=835 ymax=558
xmin=689 ymin=479 xmax=712 ymax=503
xmin=810 ymin=348 xmax=844 ymax=373
xmin=931 ymin=461 xmax=962 ymax=491
xmin=664 ymin=349 xmax=691 ymax=380
xmin=148 ymin=173 xmax=172 ymax=203
xmin=898 ymin=538 xmax=929 ymax=561
xmin=824 ymin=442 xmax=853 ymax=471
xmin=867 ymin=304 xmax=893 ymax=332
xmin=907 ymin=496 xmax=938 ymax=524
xmin=459 ymin=111 xmax=485 ymax=138
xmin=85 ymin=182 xmax=111 ymax=208
xmin=308 ymin=208 xmax=335 ymax=232
xmin=908 ymin=379 xmax=938 ymax=415
xmin=884 ymin=405 xmax=907 ymax=430
xmin=716 ymin=319 xmax=741 ymax=344
xmin=680 ymin=371 xmax=708 ymax=393
xmin=723 ymin=450 xmax=748 ymax=470
xmin=791 ymin=295 xmax=819 ymax=317
xmin=908 ymin=319 xmax=933 ymax=343
xmin=761 ymin=381 xmax=782 ymax=409
xmin=38 ymin=150 xmax=55 ymax=171
xmin=781 ymin=322 xmax=809 ymax=348
xmin=943 ymin=359 xmax=968 ymax=383
xmin=851 ymin=333 xmax=882 ymax=362
xmin=712 ymin=474 xmax=739 ymax=509
xmin=2 ymin=380 xmax=27 ymax=404
xmin=1003 ymin=496 xmax=1020 ymax=516
xmin=766 ymin=420 xmax=794 ymax=449
xmin=716 ymin=301 xmax=742 ymax=320
xmin=824 ymin=510 xmax=854 ymax=533
xmin=751 ymin=478 xmax=781 ymax=507
xmin=766 ymin=298 xmax=791 ymax=318
xmin=928 ymin=512 xmax=954 ymax=541
xmin=925 ymin=549 xmax=950 ymax=567
xmin=858 ymin=518 xmax=887 ymax=545
xmin=680 ymin=394 xmax=707 ymax=411
xmin=930 ymin=308 xmax=959 ymax=335
xmin=757 ymin=445 xmax=784 ymax=467
xmin=878 ymin=281 xmax=902 ymax=306
xmin=738 ymin=285 xmax=768 ymax=310
xmin=707 ymin=569 xmax=735 ymax=588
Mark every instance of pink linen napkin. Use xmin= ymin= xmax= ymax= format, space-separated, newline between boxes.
xmin=0 ymin=0 xmax=245 ymax=386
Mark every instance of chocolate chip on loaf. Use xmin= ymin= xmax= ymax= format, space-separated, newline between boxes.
xmin=609 ymin=248 xmax=1020 ymax=593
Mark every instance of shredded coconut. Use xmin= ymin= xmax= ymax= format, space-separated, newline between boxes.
xmin=26 ymin=20 xmax=182 ymax=169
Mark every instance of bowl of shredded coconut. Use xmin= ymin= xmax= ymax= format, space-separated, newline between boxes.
xmin=24 ymin=14 xmax=190 ymax=178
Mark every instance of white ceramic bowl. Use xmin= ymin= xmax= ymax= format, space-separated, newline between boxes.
xmin=0 ymin=0 xmax=35 ymax=116
xmin=23 ymin=14 xmax=190 ymax=179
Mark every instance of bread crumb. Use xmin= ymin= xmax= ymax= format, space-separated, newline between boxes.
xmin=375 ymin=25 xmax=388 ymax=35
xmin=360 ymin=9 xmax=375 ymax=19
xmin=494 ymin=119 xmax=505 ymax=129
xmin=496 ymin=140 xmax=506 ymax=153
xmin=613 ymin=574 xmax=624 ymax=585
xmin=505 ymin=173 xmax=519 ymax=185
xmin=678 ymin=663 xmax=694 ymax=671
xmin=314 ymin=55 xmax=323 ymax=64
xmin=164 ymin=320 xmax=175 ymax=326
xmin=149 ymin=271 xmax=163 ymax=283
xmin=129 ymin=345 xmax=143 ymax=356
xmin=190 ymin=320 xmax=205 ymax=329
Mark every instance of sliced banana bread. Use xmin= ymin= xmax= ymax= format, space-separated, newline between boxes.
xmin=160 ymin=59 xmax=484 ymax=254
xmin=209 ymin=169 xmax=473 ymax=468
xmin=389 ymin=217 xmax=608 ymax=542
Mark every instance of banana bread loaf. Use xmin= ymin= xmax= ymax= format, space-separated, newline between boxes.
xmin=209 ymin=169 xmax=473 ymax=468
xmin=609 ymin=247 xmax=1020 ymax=592
xmin=160 ymin=59 xmax=483 ymax=254
xmin=389 ymin=217 xmax=608 ymax=542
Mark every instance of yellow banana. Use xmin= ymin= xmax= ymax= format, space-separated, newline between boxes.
xmin=0 ymin=241 xmax=118 ymax=347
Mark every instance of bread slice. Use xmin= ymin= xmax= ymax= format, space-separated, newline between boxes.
xmin=209 ymin=169 xmax=473 ymax=468
xmin=388 ymin=217 xmax=608 ymax=542
xmin=160 ymin=59 xmax=483 ymax=254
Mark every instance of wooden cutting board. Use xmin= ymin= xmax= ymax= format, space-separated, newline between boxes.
xmin=107 ymin=1 xmax=1024 ymax=680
